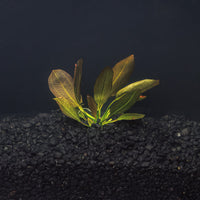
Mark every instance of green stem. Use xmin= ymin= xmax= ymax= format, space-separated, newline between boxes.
xmin=97 ymin=109 xmax=101 ymax=119
xmin=79 ymin=106 xmax=96 ymax=122
xmin=79 ymin=121 xmax=90 ymax=127
xmin=83 ymin=110 xmax=96 ymax=121
xmin=96 ymin=106 xmax=103 ymax=125
xmin=102 ymin=119 xmax=116 ymax=125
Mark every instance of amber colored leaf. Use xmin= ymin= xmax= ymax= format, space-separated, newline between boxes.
xmin=48 ymin=69 xmax=79 ymax=107
xmin=73 ymin=58 xmax=83 ymax=104
xmin=54 ymin=97 xmax=80 ymax=122
xmin=87 ymin=95 xmax=97 ymax=118
xmin=116 ymin=79 xmax=160 ymax=97
xmin=94 ymin=66 xmax=113 ymax=110
xmin=111 ymin=55 xmax=135 ymax=96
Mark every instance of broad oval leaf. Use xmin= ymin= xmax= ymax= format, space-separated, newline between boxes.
xmin=87 ymin=95 xmax=97 ymax=118
xmin=102 ymin=90 xmax=141 ymax=121
xmin=111 ymin=54 xmax=135 ymax=96
xmin=48 ymin=69 xmax=79 ymax=107
xmin=54 ymin=97 xmax=80 ymax=122
xmin=116 ymin=79 xmax=160 ymax=97
xmin=73 ymin=58 xmax=83 ymax=104
xmin=94 ymin=66 xmax=113 ymax=110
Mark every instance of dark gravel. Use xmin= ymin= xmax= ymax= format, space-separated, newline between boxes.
xmin=0 ymin=110 xmax=200 ymax=200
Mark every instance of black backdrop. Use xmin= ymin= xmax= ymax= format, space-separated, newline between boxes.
xmin=0 ymin=0 xmax=200 ymax=120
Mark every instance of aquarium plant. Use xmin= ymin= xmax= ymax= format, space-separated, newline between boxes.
xmin=48 ymin=55 xmax=159 ymax=127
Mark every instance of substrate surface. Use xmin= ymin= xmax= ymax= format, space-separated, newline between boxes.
xmin=0 ymin=110 xmax=200 ymax=200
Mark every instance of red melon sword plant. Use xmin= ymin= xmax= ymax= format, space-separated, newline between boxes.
xmin=48 ymin=55 xmax=160 ymax=127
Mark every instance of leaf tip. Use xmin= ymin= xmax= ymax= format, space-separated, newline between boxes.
xmin=128 ymin=54 xmax=134 ymax=61
xmin=156 ymin=80 xmax=160 ymax=85
xmin=51 ymin=69 xmax=58 ymax=74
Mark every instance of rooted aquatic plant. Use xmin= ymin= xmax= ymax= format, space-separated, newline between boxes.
xmin=48 ymin=55 xmax=160 ymax=127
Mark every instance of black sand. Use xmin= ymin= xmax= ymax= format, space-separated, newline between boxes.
xmin=0 ymin=110 xmax=200 ymax=200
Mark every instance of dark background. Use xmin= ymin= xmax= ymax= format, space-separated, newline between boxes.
xmin=0 ymin=0 xmax=199 ymax=120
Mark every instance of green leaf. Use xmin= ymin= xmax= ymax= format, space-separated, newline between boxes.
xmin=114 ymin=113 xmax=145 ymax=121
xmin=87 ymin=95 xmax=97 ymax=118
xmin=94 ymin=66 xmax=113 ymax=110
xmin=102 ymin=113 xmax=145 ymax=125
xmin=48 ymin=69 xmax=79 ymax=107
xmin=54 ymin=97 xmax=81 ymax=122
xmin=111 ymin=55 xmax=135 ymax=96
xmin=101 ymin=90 xmax=141 ymax=121
xmin=116 ymin=79 xmax=160 ymax=97
xmin=73 ymin=58 xmax=83 ymax=104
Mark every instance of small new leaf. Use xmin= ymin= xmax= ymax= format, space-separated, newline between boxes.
xmin=138 ymin=95 xmax=147 ymax=101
